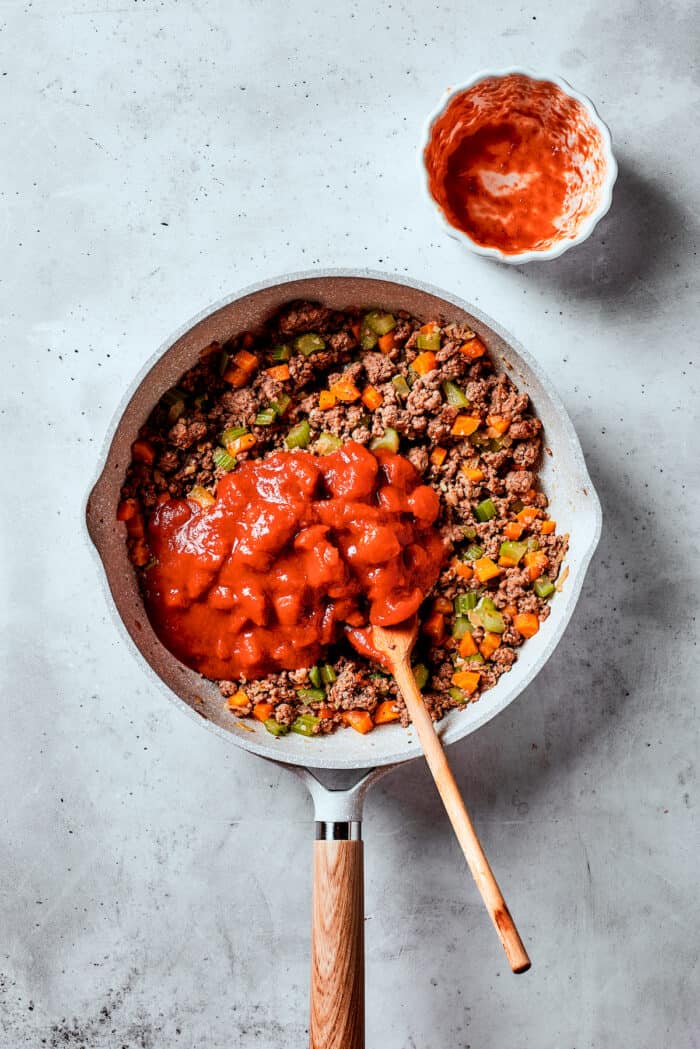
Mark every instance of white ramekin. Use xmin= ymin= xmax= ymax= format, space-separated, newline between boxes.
xmin=418 ymin=68 xmax=618 ymax=265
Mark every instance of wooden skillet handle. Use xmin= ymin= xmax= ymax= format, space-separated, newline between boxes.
xmin=310 ymin=832 xmax=364 ymax=1049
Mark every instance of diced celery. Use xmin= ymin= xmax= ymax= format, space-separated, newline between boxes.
xmin=294 ymin=333 xmax=325 ymax=356
xmin=449 ymin=686 xmax=467 ymax=704
xmin=255 ymin=408 xmax=277 ymax=426
xmin=392 ymin=375 xmax=410 ymax=399
xmin=451 ymin=616 xmax=473 ymax=639
xmin=296 ymin=687 xmax=326 ymax=703
xmin=167 ymin=399 xmax=186 ymax=425
xmin=291 ymin=714 xmax=321 ymax=737
xmin=360 ymin=326 xmax=378 ymax=350
xmin=462 ymin=525 xmax=477 ymax=540
xmin=527 ymin=537 xmax=540 ymax=552
xmin=364 ymin=310 xmax=396 ymax=336
xmin=221 ymin=426 xmax=248 ymax=445
xmin=475 ymin=498 xmax=497 ymax=522
xmin=271 ymin=393 xmax=291 ymax=417
xmin=476 ymin=596 xmax=505 ymax=633
xmin=320 ymin=664 xmax=337 ymax=685
xmin=534 ymin=576 xmax=555 ymax=599
xmin=308 ymin=666 xmax=323 ymax=689
xmin=263 ymin=718 xmax=289 ymax=737
xmin=316 ymin=432 xmax=342 ymax=455
xmin=285 ymin=419 xmax=311 ymax=449
xmin=270 ymin=343 xmax=291 ymax=362
xmin=463 ymin=544 xmax=484 ymax=561
xmin=499 ymin=540 xmax=528 ymax=563
xmin=370 ymin=428 xmax=399 ymax=453
xmin=416 ymin=331 xmax=441 ymax=351
xmin=442 ymin=381 xmax=470 ymax=408
xmin=212 ymin=447 xmax=237 ymax=472
xmin=465 ymin=652 xmax=485 ymax=664
xmin=454 ymin=593 xmax=478 ymax=615
xmin=413 ymin=664 xmax=429 ymax=690
xmin=218 ymin=350 xmax=230 ymax=375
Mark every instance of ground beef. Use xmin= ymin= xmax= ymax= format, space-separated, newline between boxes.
xmin=120 ymin=301 xmax=569 ymax=737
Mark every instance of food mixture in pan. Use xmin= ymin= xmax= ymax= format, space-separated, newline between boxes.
xmin=119 ymin=301 xmax=568 ymax=737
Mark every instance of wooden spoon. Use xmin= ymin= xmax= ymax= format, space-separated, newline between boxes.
xmin=372 ymin=619 xmax=531 ymax=974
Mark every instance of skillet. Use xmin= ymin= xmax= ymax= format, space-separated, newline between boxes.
xmin=85 ymin=270 xmax=602 ymax=1049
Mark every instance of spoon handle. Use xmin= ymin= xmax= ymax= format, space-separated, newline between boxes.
xmin=393 ymin=658 xmax=531 ymax=974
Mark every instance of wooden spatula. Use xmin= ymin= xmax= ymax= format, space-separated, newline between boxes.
xmin=372 ymin=619 xmax=531 ymax=974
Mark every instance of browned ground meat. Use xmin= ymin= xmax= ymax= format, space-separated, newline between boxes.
xmin=120 ymin=302 xmax=569 ymax=736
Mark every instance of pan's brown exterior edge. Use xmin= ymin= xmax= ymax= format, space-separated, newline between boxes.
xmin=85 ymin=268 xmax=602 ymax=771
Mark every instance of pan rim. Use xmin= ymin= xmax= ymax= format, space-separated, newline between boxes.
xmin=84 ymin=268 xmax=602 ymax=771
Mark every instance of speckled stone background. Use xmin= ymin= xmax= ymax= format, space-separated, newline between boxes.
xmin=2 ymin=1 xmax=698 ymax=1046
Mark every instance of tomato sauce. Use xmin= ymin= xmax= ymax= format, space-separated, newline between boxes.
xmin=424 ymin=74 xmax=605 ymax=254
xmin=143 ymin=443 xmax=446 ymax=680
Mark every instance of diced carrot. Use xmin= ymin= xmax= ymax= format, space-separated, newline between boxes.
xmin=422 ymin=611 xmax=445 ymax=643
xmin=513 ymin=612 xmax=540 ymax=638
xmin=361 ymin=385 xmax=384 ymax=411
xmin=374 ymin=701 xmax=401 ymax=725
xmin=378 ymin=331 xmax=396 ymax=353
xmin=433 ymin=596 xmax=453 ymax=615
xmin=233 ymin=348 xmax=258 ymax=373
xmin=156 ymin=492 xmax=170 ymax=505
xmin=266 ymin=364 xmax=290 ymax=381
xmin=451 ymin=415 xmax=481 ymax=437
xmin=319 ymin=390 xmax=337 ymax=410
xmin=129 ymin=539 xmax=150 ymax=566
xmin=188 ymin=485 xmax=216 ymax=508
xmin=458 ymin=632 xmax=478 ymax=658
xmin=343 ymin=710 xmax=374 ymax=734
xmin=503 ymin=521 xmax=524 ymax=540
xmin=459 ymin=336 xmax=486 ymax=360
xmin=473 ymin=556 xmax=502 ymax=583
xmin=524 ymin=550 xmax=548 ymax=581
xmin=241 ymin=332 xmax=255 ymax=349
xmin=540 ymin=519 xmax=556 ymax=535
xmin=462 ymin=465 xmax=485 ymax=482
xmin=454 ymin=562 xmax=473 ymax=580
xmin=116 ymin=498 xmax=138 ymax=522
xmin=126 ymin=513 xmax=145 ymax=539
xmin=226 ymin=689 xmax=249 ymax=709
xmin=330 ymin=378 xmax=362 ymax=402
xmin=498 ymin=556 xmax=517 ymax=568
xmin=503 ymin=604 xmax=518 ymax=617
xmin=411 ymin=351 xmax=437 ymax=375
xmin=351 ymin=321 xmax=361 ymax=340
xmin=516 ymin=505 xmax=541 ymax=525
xmin=226 ymin=433 xmax=257 ymax=455
xmin=523 ymin=488 xmax=538 ymax=503
xmin=317 ymin=705 xmax=337 ymax=720
xmin=131 ymin=439 xmax=155 ymax=465
xmin=430 ymin=446 xmax=447 ymax=467
xmin=486 ymin=414 xmax=511 ymax=435
xmin=253 ymin=702 xmax=274 ymax=722
xmin=420 ymin=322 xmax=438 ymax=334
xmin=452 ymin=670 xmax=481 ymax=694
xmin=222 ymin=365 xmax=249 ymax=388
xmin=479 ymin=632 xmax=502 ymax=660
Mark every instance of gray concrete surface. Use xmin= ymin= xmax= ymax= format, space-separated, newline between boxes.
xmin=2 ymin=1 xmax=698 ymax=1046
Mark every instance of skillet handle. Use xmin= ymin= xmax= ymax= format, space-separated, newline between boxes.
xmin=310 ymin=825 xmax=364 ymax=1049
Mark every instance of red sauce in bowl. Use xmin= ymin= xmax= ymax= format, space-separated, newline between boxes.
xmin=424 ymin=74 xmax=607 ymax=255
xmin=143 ymin=443 xmax=446 ymax=680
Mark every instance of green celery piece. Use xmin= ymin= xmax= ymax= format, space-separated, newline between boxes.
xmin=296 ymin=687 xmax=326 ymax=703
xmin=527 ymin=537 xmax=540 ymax=552
xmin=475 ymin=498 xmax=497 ymax=522
xmin=499 ymin=540 xmax=528 ymax=563
xmin=255 ymin=408 xmax=277 ymax=426
xmin=412 ymin=664 xmax=429 ymax=690
xmin=270 ymin=343 xmax=291 ymax=362
xmin=167 ymin=399 xmax=186 ymax=425
xmin=416 ymin=331 xmax=441 ymax=351
xmin=533 ymin=576 xmax=555 ymax=599
xmin=370 ymin=428 xmax=399 ymax=453
xmin=461 ymin=525 xmax=477 ymax=540
xmin=454 ymin=593 xmax=478 ymax=615
xmin=360 ymin=325 xmax=378 ymax=350
xmin=285 ymin=419 xmax=311 ymax=449
xmin=263 ymin=718 xmax=289 ymax=737
xmin=221 ymin=426 xmax=248 ymax=445
xmin=316 ymin=432 xmax=342 ymax=455
xmin=451 ymin=616 xmax=473 ymax=639
xmin=291 ymin=715 xmax=321 ymax=737
xmin=320 ymin=664 xmax=337 ymax=685
xmin=465 ymin=652 xmax=485 ymax=664
xmin=271 ymin=393 xmax=291 ymax=417
xmin=480 ymin=608 xmax=505 ymax=634
xmin=294 ymin=333 xmax=325 ymax=356
xmin=463 ymin=544 xmax=484 ymax=561
xmin=392 ymin=375 xmax=410 ymax=399
xmin=449 ymin=686 xmax=467 ymax=704
xmin=218 ymin=349 xmax=230 ymax=375
xmin=442 ymin=381 xmax=470 ymax=408
xmin=364 ymin=310 xmax=396 ymax=336
xmin=212 ymin=447 xmax=237 ymax=472
xmin=308 ymin=666 xmax=323 ymax=689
